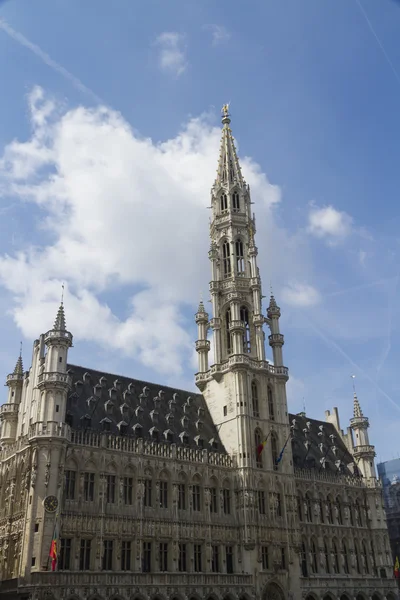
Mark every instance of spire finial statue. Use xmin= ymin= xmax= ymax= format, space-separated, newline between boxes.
xmin=221 ymin=103 xmax=230 ymax=118
xmin=61 ymin=282 xmax=65 ymax=305
xmin=19 ymin=341 xmax=22 ymax=357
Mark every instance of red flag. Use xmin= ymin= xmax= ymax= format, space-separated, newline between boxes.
xmin=49 ymin=523 xmax=58 ymax=571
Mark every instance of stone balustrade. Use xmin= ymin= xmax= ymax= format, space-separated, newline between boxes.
xmin=29 ymin=421 xmax=71 ymax=440
xmin=37 ymin=372 xmax=72 ymax=386
xmin=294 ymin=467 xmax=365 ymax=488
xmin=0 ymin=403 xmax=19 ymax=416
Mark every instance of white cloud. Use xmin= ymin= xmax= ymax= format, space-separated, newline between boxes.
xmin=307 ymin=204 xmax=353 ymax=244
xmin=281 ymin=282 xmax=321 ymax=307
xmin=0 ymin=87 xmax=291 ymax=377
xmin=155 ymin=32 xmax=187 ymax=77
xmin=204 ymin=24 xmax=231 ymax=46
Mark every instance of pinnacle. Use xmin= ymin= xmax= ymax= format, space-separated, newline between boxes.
xmin=13 ymin=354 xmax=23 ymax=376
xmin=214 ymin=107 xmax=244 ymax=190
xmin=53 ymin=303 xmax=67 ymax=331
xmin=198 ymin=300 xmax=206 ymax=313
xmin=353 ymin=393 xmax=363 ymax=418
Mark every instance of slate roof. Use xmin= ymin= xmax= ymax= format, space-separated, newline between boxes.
xmin=66 ymin=364 xmax=224 ymax=452
xmin=288 ymin=412 xmax=359 ymax=477
xmin=65 ymin=364 xmax=359 ymax=476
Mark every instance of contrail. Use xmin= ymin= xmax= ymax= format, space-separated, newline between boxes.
xmin=305 ymin=316 xmax=400 ymax=414
xmin=355 ymin=0 xmax=400 ymax=86
xmin=0 ymin=19 xmax=104 ymax=105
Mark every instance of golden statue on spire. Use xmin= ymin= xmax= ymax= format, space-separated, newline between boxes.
xmin=221 ymin=103 xmax=230 ymax=117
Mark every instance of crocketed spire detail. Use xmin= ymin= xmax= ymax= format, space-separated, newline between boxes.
xmin=53 ymin=303 xmax=67 ymax=331
xmin=214 ymin=104 xmax=244 ymax=191
xmin=13 ymin=354 xmax=23 ymax=376
xmin=197 ymin=300 xmax=206 ymax=313
xmin=353 ymin=393 xmax=363 ymax=418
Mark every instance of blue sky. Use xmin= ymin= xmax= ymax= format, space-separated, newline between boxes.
xmin=1 ymin=0 xmax=400 ymax=462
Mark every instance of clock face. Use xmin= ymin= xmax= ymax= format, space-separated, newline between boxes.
xmin=44 ymin=495 xmax=58 ymax=513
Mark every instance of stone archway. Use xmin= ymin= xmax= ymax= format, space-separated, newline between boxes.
xmin=340 ymin=595 xmax=351 ymax=600
xmin=262 ymin=583 xmax=285 ymax=600
xmin=356 ymin=595 xmax=367 ymax=600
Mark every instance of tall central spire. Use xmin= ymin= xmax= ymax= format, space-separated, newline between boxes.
xmin=214 ymin=104 xmax=244 ymax=191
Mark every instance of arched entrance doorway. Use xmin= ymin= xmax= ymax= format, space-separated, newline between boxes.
xmin=262 ymin=583 xmax=285 ymax=600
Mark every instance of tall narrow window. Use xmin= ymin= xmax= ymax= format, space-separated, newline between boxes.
xmin=336 ymin=497 xmax=343 ymax=524
xmin=192 ymin=484 xmax=201 ymax=511
xmin=324 ymin=541 xmax=330 ymax=573
xmin=194 ymin=544 xmax=202 ymax=572
xmin=262 ymin=546 xmax=269 ymax=570
xmin=226 ymin=546 xmax=234 ymax=573
xmin=220 ymin=193 xmax=228 ymax=212
xmin=59 ymin=538 xmax=71 ymax=570
xmin=142 ymin=542 xmax=151 ymax=572
xmin=159 ymin=480 xmax=168 ymax=508
xmin=121 ymin=541 xmax=131 ymax=571
xmin=268 ymin=387 xmax=275 ymax=420
xmin=83 ymin=473 xmax=94 ymax=502
xmin=210 ymin=487 xmax=218 ymax=513
xmin=258 ymin=490 xmax=266 ymax=515
xmin=159 ymin=542 xmax=168 ymax=571
xmin=305 ymin=494 xmax=313 ymax=523
xmin=276 ymin=492 xmax=282 ymax=517
xmin=271 ymin=434 xmax=278 ymax=471
xmin=362 ymin=541 xmax=369 ymax=574
xmin=106 ymin=475 xmax=115 ymax=503
xmin=319 ymin=499 xmax=325 ymax=523
xmin=79 ymin=539 xmax=91 ymax=571
xmin=327 ymin=498 xmax=334 ymax=524
xmin=251 ymin=380 xmax=259 ymax=417
xmin=232 ymin=192 xmax=240 ymax=212
xmin=235 ymin=239 xmax=245 ymax=273
xmin=178 ymin=543 xmax=187 ymax=572
xmin=223 ymin=488 xmax=231 ymax=514
xmin=255 ymin=429 xmax=263 ymax=468
xmin=64 ymin=470 xmax=76 ymax=500
xmin=123 ymin=477 xmax=133 ymax=505
xmin=225 ymin=309 xmax=232 ymax=354
xmin=333 ymin=541 xmax=340 ymax=574
xmin=222 ymin=242 xmax=231 ymax=277
xmin=240 ymin=306 xmax=250 ymax=353
xmin=102 ymin=540 xmax=113 ymax=570
xmin=211 ymin=545 xmax=219 ymax=572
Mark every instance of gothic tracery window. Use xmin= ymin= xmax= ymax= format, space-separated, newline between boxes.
xmin=222 ymin=241 xmax=231 ymax=278
xmin=232 ymin=191 xmax=240 ymax=212
xmin=225 ymin=309 xmax=232 ymax=355
xmin=268 ymin=386 xmax=275 ymax=421
xmin=235 ymin=239 xmax=245 ymax=274
xmin=251 ymin=380 xmax=259 ymax=417
xmin=311 ymin=540 xmax=318 ymax=573
xmin=255 ymin=429 xmax=263 ymax=468
xmin=240 ymin=306 xmax=250 ymax=353
xmin=271 ymin=433 xmax=278 ymax=471
xmin=220 ymin=193 xmax=228 ymax=212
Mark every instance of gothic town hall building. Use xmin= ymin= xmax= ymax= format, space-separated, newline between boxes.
xmin=0 ymin=108 xmax=397 ymax=600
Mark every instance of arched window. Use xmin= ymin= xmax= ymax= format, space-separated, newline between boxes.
xmin=319 ymin=498 xmax=325 ymax=523
xmin=232 ymin=191 xmax=240 ymax=212
xmin=355 ymin=500 xmax=362 ymax=526
xmin=225 ymin=309 xmax=232 ymax=355
xmin=311 ymin=540 xmax=318 ymax=573
xmin=255 ymin=429 xmax=263 ymax=469
xmin=251 ymin=380 xmax=259 ymax=417
xmin=271 ymin=434 xmax=278 ymax=471
xmin=220 ymin=193 xmax=228 ymax=212
xmin=268 ymin=387 xmax=275 ymax=421
xmin=235 ymin=239 xmax=245 ymax=274
xmin=305 ymin=493 xmax=313 ymax=523
xmin=222 ymin=242 xmax=231 ymax=277
xmin=240 ymin=306 xmax=250 ymax=353
xmin=300 ymin=542 xmax=308 ymax=577
xmin=297 ymin=496 xmax=303 ymax=521
xmin=324 ymin=541 xmax=330 ymax=573
xmin=327 ymin=497 xmax=334 ymax=524
xmin=355 ymin=541 xmax=361 ymax=574
xmin=342 ymin=541 xmax=349 ymax=574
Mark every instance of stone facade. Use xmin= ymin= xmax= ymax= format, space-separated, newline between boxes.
xmin=0 ymin=107 xmax=397 ymax=600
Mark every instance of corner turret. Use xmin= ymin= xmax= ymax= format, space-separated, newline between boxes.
xmin=195 ymin=300 xmax=210 ymax=374
xmin=266 ymin=294 xmax=285 ymax=367
xmin=0 ymin=350 xmax=24 ymax=445
xmin=349 ymin=392 xmax=376 ymax=479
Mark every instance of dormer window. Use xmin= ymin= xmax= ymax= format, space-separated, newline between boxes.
xmin=232 ymin=191 xmax=240 ymax=212
xmin=209 ymin=438 xmax=218 ymax=451
xmin=153 ymin=397 xmax=161 ymax=409
xmin=75 ymin=380 xmax=83 ymax=391
xmin=108 ymin=388 xmax=117 ymax=400
xmin=81 ymin=414 xmax=91 ymax=429
xmin=120 ymin=403 xmax=129 ymax=415
xmin=158 ymin=390 xmax=165 ymax=400
xmin=99 ymin=376 xmax=107 ymax=387
xmin=150 ymin=410 xmax=159 ymax=424
xmin=168 ymin=400 xmax=176 ymax=413
xmin=104 ymin=400 xmax=114 ymax=414
xmin=135 ymin=406 xmax=144 ymax=419
xmin=173 ymin=393 xmax=179 ymax=401
xmin=179 ymin=432 xmax=189 ymax=446
xmin=196 ymin=420 xmax=203 ymax=431
xmin=197 ymin=407 xmax=205 ymax=417
xmin=220 ymin=193 xmax=228 ymax=212
xmin=166 ymin=413 xmax=174 ymax=424
xmin=117 ymin=421 xmax=128 ymax=436
xmin=132 ymin=423 xmax=143 ymax=438
xmin=100 ymin=418 xmax=111 ymax=432
xmin=142 ymin=386 xmax=150 ymax=398
xmin=113 ymin=379 xmax=122 ymax=390
xmin=194 ymin=435 xmax=204 ymax=449
xmin=181 ymin=415 xmax=189 ymax=428
xmin=93 ymin=384 xmax=102 ymax=397
xmin=66 ymin=412 xmax=73 ymax=427
xmin=86 ymin=396 xmax=96 ymax=409
xmin=123 ymin=390 xmax=132 ymax=401
xmin=128 ymin=382 xmax=135 ymax=393
xmin=83 ymin=372 xmax=91 ymax=383
xmin=164 ymin=429 xmax=174 ymax=443
xmin=150 ymin=427 xmax=159 ymax=442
